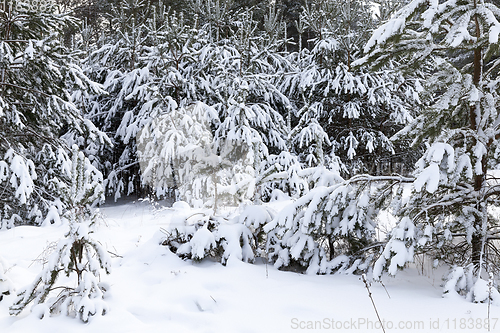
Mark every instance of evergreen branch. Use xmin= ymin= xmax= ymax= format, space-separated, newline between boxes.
xmin=0 ymin=83 xmax=51 ymax=97
xmin=0 ymin=40 xmax=29 ymax=43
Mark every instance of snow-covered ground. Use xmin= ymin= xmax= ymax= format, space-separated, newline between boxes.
xmin=0 ymin=201 xmax=498 ymax=332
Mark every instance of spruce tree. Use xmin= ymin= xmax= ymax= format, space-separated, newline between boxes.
xmin=81 ymin=0 xmax=165 ymax=200
xmin=0 ymin=0 xmax=103 ymax=226
xmin=359 ymin=0 xmax=500 ymax=301
xmin=281 ymin=0 xmax=419 ymax=176
xmin=9 ymin=147 xmax=110 ymax=322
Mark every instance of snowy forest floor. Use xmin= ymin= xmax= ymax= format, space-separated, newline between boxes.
xmin=0 ymin=200 xmax=498 ymax=333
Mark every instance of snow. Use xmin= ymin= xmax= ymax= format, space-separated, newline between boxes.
xmin=0 ymin=201 xmax=499 ymax=332
xmin=189 ymin=225 xmax=216 ymax=260
xmin=414 ymin=163 xmax=440 ymax=193
xmin=42 ymin=206 xmax=61 ymax=227
xmin=24 ymin=41 xmax=35 ymax=60
xmin=473 ymin=279 xmax=491 ymax=303
xmin=362 ymin=0 xmax=428 ymax=53
xmin=474 ymin=142 xmax=488 ymax=175
xmin=414 ymin=142 xmax=456 ymax=193
xmin=8 ymin=153 xmax=35 ymax=205
xmin=490 ymin=23 xmax=500 ymax=44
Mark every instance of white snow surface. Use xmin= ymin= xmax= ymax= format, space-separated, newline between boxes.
xmin=0 ymin=200 xmax=498 ymax=332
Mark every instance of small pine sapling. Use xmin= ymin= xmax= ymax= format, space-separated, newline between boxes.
xmin=9 ymin=147 xmax=110 ymax=322
xmin=163 ymin=203 xmax=274 ymax=265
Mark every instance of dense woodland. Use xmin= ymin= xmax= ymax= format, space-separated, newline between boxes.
xmin=2 ymin=0 xmax=500 ymax=321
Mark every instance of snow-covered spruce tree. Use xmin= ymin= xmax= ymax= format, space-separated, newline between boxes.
xmin=80 ymin=0 xmax=155 ymax=200
xmin=358 ymin=0 xmax=500 ymax=301
xmin=135 ymin=6 xmax=289 ymax=204
xmin=209 ymin=11 xmax=291 ymax=205
xmin=191 ymin=0 xmax=240 ymax=43
xmin=10 ymin=146 xmax=110 ymax=322
xmin=156 ymin=101 xmax=280 ymax=262
xmin=212 ymin=78 xmax=279 ymax=206
xmin=83 ymin=2 xmax=229 ymax=200
xmin=258 ymin=1 xmax=418 ymax=274
xmin=62 ymin=22 xmax=112 ymax=173
xmin=81 ymin=0 xmax=295 ymax=202
xmin=156 ymin=5 xmax=291 ymax=263
xmin=136 ymin=100 xmax=221 ymax=207
xmin=264 ymin=173 xmax=412 ymax=274
xmin=258 ymin=150 xmax=308 ymax=201
xmin=281 ymin=0 xmax=419 ymax=176
xmin=162 ymin=202 xmax=274 ymax=264
xmin=0 ymin=1 xmax=104 ymax=226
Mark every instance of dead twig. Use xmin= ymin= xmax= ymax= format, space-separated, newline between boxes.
xmin=362 ymin=274 xmax=386 ymax=333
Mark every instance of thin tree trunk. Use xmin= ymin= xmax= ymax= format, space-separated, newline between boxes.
xmin=471 ymin=4 xmax=484 ymax=270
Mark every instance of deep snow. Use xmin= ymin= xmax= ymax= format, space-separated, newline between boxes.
xmin=0 ymin=200 xmax=498 ymax=332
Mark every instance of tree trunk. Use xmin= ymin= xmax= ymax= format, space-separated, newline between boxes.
xmin=471 ymin=6 xmax=484 ymax=270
